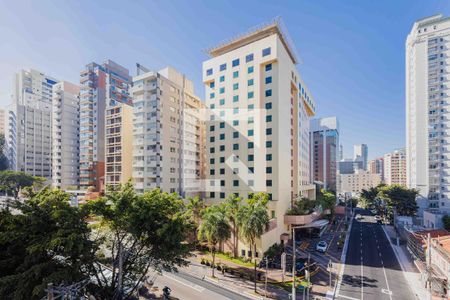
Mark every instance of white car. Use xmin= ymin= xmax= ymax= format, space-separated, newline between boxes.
xmin=355 ymin=214 xmax=362 ymax=220
xmin=316 ymin=241 xmax=327 ymax=253
xmin=374 ymin=215 xmax=381 ymax=221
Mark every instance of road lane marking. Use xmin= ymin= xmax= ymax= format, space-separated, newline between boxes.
xmin=163 ymin=273 xmax=205 ymax=292
xmin=338 ymin=294 xmax=360 ymax=300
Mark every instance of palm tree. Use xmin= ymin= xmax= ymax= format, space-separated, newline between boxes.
xmin=224 ymin=194 xmax=241 ymax=258
xmin=186 ymin=196 xmax=204 ymax=227
xmin=238 ymin=193 xmax=270 ymax=293
xmin=197 ymin=204 xmax=231 ymax=278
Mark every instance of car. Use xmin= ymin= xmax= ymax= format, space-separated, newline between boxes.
xmin=374 ymin=215 xmax=381 ymax=221
xmin=355 ymin=214 xmax=362 ymax=220
xmin=316 ymin=241 xmax=327 ymax=253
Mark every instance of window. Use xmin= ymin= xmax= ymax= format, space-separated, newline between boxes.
xmin=233 ymin=107 xmax=239 ymax=114
xmin=210 ymin=158 xmax=215 ymax=164
xmin=248 ymin=154 xmax=254 ymax=161
xmin=248 ymin=91 xmax=254 ymax=99
xmin=248 ymin=142 xmax=254 ymax=149
xmin=266 ymin=180 xmax=272 ymax=186
xmin=265 ymin=102 xmax=272 ymax=109
xmin=220 ymin=133 xmax=225 ymax=140
xmin=265 ymin=64 xmax=272 ymax=71
xmin=210 ymin=92 xmax=215 ymax=99
xmin=220 ymin=145 xmax=225 ymax=151
xmin=210 ymin=81 xmax=215 ymax=88
xmin=248 ymin=104 xmax=254 ymax=110
xmin=220 ymin=75 xmax=225 ymax=82
xmin=220 ymin=122 xmax=225 ymax=129
xmin=233 ymin=168 xmax=239 ymax=174
xmin=210 ymin=192 xmax=215 ymax=198
xmin=233 ymin=131 xmax=239 ymax=138
xmin=266 ymin=154 xmax=272 ymax=161
xmin=219 ymin=87 xmax=225 ymax=94
xmin=233 ymin=83 xmax=239 ymax=90
xmin=266 ymin=115 xmax=272 ymax=122
xmin=206 ymin=68 xmax=213 ymax=76
xmin=266 ymin=167 xmax=272 ymax=173
xmin=220 ymin=192 xmax=225 ymax=199
xmin=248 ymin=79 xmax=254 ymax=86
xmin=210 ymin=104 xmax=215 ymax=109
xmin=233 ymin=95 xmax=239 ymax=102
xmin=248 ymin=116 xmax=254 ymax=124
xmin=265 ymin=90 xmax=272 ymax=97
xmin=220 ymin=168 xmax=225 ymax=175
xmin=220 ymin=63 xmax=227 ymax=71
xmin=233 ymin=180 xmax=239 ymax=187
xmin=233 ymin=143 xmax=239 ymax=150
xmin=220 ymin=157 xmax=225 ymax=163
xmin=248 ymin=129 xmax=254 ymax=136
xmin=219 ymin=99 xmax=225 ymax=105
xmin=248 ymin=180 xmax=254 ymax=187
xmin=262 ymin=47 xmax=271 ymax=56
xmin=266 ymin=141 xmax=272 ymax=148
xmin=246 ymin=53 xmax=254 ymax=62
xmin=210 ymin=136 xmax=215 ymax=142
xmin=232 ymin=59 xmax=240 ymax=67
xmin=210 ymin=147 xmax=215 ymax=153
xmin=248 ymin=167 xmax=254 ymax=173
xmin=210 ymin=169 xmax=215 ymax=175
xmin=265 ymin=76 xmax=272 ymax=84
xmin=266 ymin=128 xmax=272 ymax=135
xmin=233 ymin=71 xmax=239 ymax=78
xmin=232 ymin=120 xmax=239 ymax=126
xmin=248 ymin=66 xmax=254 ymax=74
xmin=220 ymin=180 xmax=225 ymax=187
xmin=210 ymin=125 xmax=215 ymax=131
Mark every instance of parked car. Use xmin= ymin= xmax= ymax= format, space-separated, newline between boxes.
xmin=355 ymin=214 xmax=362 ymax=220
xmin=316 ymin=241 xmax=327 ymax=253
xmin=374 ymin=215 xmax=381 ymax=221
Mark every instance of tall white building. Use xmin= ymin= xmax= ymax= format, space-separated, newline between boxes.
xmin=52 ymin=81 xmax=80 ymax=189
xmin=406 ymin=14 xmax=450 ymax=209
xmin=131 ymin=66 xmax=205 ymax=197
xmin=8 ymin=69 xmax=58 ymax=179
xmin=384 ymin=148 xmax=407 ymax=186
xmin=353 ymin=144 xmax=368 ymax=170
xmin=202 ymin=19 xmax=316 ymax=255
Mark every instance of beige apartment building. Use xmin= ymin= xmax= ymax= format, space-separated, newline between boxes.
xmin=384 ymin=148 xmax=407 ymax=186
xmin=104 ymin=102 xmax=133 ymax=188
xmin=337 ymin=169 xmax=382 ymax=196
xmin=202 ymin=20 xmax=316 ymax=256
xmin=131 ymin=66 xmax=204 ymax=197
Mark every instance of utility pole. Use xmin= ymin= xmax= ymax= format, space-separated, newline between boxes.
xmin=292 ymin=227 xmax=296 ymax=300
xmin=118 ymin=242 xmax=124 ymax=300
xmin=265 ymin=257 xmax=268 ymax=299
xmin=47 ymin=283 xmax=54 ymax=300
xmin=426 ymin=233 xmax=432 ymax=300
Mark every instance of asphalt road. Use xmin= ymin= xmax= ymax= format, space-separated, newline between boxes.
xmin=149 ymin=270 xmax=253 ymax=300
xmin=335 ymin=209 xmax=415 ymax=300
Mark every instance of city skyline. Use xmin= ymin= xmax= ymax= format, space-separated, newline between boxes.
xmin=1 ymin=1 xmax=450 ymax=160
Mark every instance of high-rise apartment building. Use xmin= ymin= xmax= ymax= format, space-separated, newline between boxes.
xmin=79 ymin=60 xmax=131 ymax=192
xmin=105 ymin=102 xmax=133 ymax=188
xmin=310 ymin=117 xmax=339 ymax=192
xmin=131 ymin=66 xmax=205 ymax=197
xmin=8 ymin=69 xmax=58 ymax=179
xmin=0 ymin=108 xmax=5 ymax=137
xmin=353 ymin=144 xmax=368 ymax=170
xmin=368 ymin=157 xmax=384 ymax=181
xmin=406 ymin=14 xmax=450 ymax=209
xmin=203 ymin=20 xmax=316 ymax=255
xmin=338 ymin=158 xmax=364 ymax=174
xmin=51 ymin=81 xmax=80 ymax=189
xmin=384 ymin=148 xmax=407 ymax=186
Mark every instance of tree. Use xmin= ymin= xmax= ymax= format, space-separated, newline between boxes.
xmin=286 ymin=197 xmax=316 ymax=215
xmin=378 ymin=185 xmax=418 ymax=219
xmin=359 ymin=186 xmax=380 ymax=208
xmin=88 ymin=183 xmax=192 ymax=299
xmin=197 ymin=204 xmax=231 ymax=278
xmin=224 ymin=194 xmax=242 ymax=258
xmin=317 ymin=189 xmax=336 ymax=215
xmin=0 ymin=134 xmax=9 ymax=171
xmin=186 ymin=196 xmax=204 ymax=230
xmin=443 ymin=215 xmax=450 ymax=231
xmin=238 ymin=193 xmax=270 ymax=293
xmin=0 ymin=188 xmax=96 ymax=300
xmin=0 ymin=170 xmax=45 ymax=199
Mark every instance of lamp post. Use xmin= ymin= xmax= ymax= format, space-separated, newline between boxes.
xmin=292 ymin=226 xmax=297 ymax=299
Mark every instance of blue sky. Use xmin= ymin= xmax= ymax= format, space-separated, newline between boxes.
xmin=1 ymin=0 xmax=449 ymax=159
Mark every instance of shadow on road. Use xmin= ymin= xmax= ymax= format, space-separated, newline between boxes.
xmin=341 ymin=274 xmax=379 ymax=288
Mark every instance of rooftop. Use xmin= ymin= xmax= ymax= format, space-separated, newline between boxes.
xmin=206 ymin=17 xmax=299 ymax=64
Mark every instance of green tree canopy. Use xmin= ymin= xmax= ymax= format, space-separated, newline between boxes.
xmin=0 ymin=134 xmax=9 ymax=171
xmin=317 ymin=189 xmax=336 ymax=214
xmin=0 ymin=170 xmax=45 ymax=199
xmin=224 ymin=194 xmax=242 ymax=258
xmin=378 ymin=184 xmax=418 ymax=218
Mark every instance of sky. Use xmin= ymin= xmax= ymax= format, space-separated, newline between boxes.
xmin=0 ymin=0 xmax=449 ymax=160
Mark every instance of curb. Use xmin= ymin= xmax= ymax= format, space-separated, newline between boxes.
xmin=333 ymin=211 xmax=354 ymax=299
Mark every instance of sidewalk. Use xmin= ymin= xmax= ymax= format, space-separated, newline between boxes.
xmin=382 ymin=225 xmax=428 ymax=300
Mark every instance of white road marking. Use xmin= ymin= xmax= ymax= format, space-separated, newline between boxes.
xmin=163 ymin=273 xmax=205 ymax=292
xmin=338 ymin=294 xmax=360 ymax=300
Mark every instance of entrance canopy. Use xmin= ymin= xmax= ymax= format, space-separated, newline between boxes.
xmin=295 ymin=219 xmax=329 ymax=229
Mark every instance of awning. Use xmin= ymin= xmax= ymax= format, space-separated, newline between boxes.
xmin=294 ymin=219 xmax=329 ymax=229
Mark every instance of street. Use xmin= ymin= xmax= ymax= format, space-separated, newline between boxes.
xmin=147 ymin=269 xmax=253 ymax=300
xmin=335 ymin=209 xmax=415 ymax=300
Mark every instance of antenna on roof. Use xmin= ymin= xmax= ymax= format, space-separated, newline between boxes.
xmin=136 ymin=63 xmax=150 ymax=76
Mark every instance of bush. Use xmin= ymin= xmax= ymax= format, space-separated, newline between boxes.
xmin=201 ymin=258 xmax=206 ymax=265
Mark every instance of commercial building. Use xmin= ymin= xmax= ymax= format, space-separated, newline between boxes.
xmin=309 ymin=117 xmax=339 ymax=192
xmin=79 ymin=60 xmax=131 ymax=192
xmin=368 ymin=157 xmax=384 ymax=181
xmin=202 ymin=19 xmax=316 ymax=256
xmin=354 ymin=144 xmax=368 ymax=170
xmin=384 ymin=148 xmax=407 ymax=186
xmin=104 ymin=102 xmax=133 ymax=188
xmin=8 ymin=69 xmax=57 ymax=179
xmin=406 ymin=15 xmax=450 ymax=209
xmin=131 ymin=66 xmax=205 ymax=197
xmin=51 ymin=81 xmax=80 ymax=189
xmin=338 ymin=158 xmax=363 ymax=174
xmin=337 ymin=169 xmax=382 ymax=196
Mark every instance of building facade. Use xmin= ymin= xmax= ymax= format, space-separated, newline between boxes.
xmin=0 ymin=108 xmax=5 ymax=137
xmin=8 ymin=69 xmax=58 ymax=179
xmin=309 ymin=117 xmax=339 ymax=192
xmin=131 ymin=66 xmax=204 ymax=197
xmin=338 ymin=158 xmax=364 ymax=175
xmin=384 ymin=148 xmax=407 ymax=186
xmin=353 ymin=144 xmax=368 ymax=170
xmin=406 ymin=15 xmax=450 ymax=209
xmin=202 ymin=20 xmax=316 ymax=256
xmin=79 ymin=60 xmax=131 ymax=192
xmin=337 ymin=169 xmax=382 ymax=196
xmin=51 ymin=81 xmax=80 ymax=189
xmin=368 ymin=157 xmax=384 ymax=181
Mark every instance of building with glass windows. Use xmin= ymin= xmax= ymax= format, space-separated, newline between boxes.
xmin=353 ymin=144 xmax=368 ymax=170
xmin=310 ymin=117 xmax=339 ymax=192
xmin=202 ymin=19 xmax=316 ymax=256
xmin=79 ymin=60 xmax=131 ymax=192
xmin=384 ymin=148 xmax=407 ymax=186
